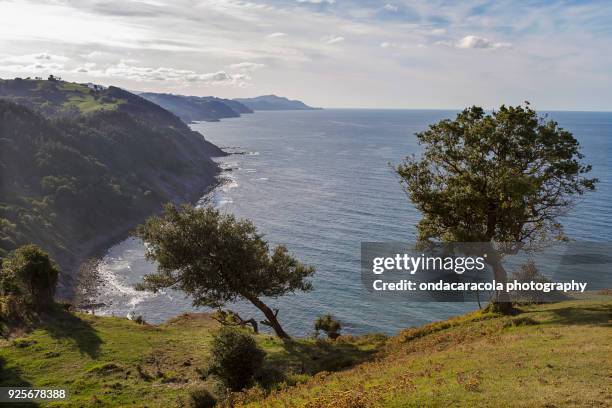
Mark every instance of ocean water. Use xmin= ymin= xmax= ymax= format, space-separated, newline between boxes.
xmin=94 ymin=109 xmax=611 ymax=335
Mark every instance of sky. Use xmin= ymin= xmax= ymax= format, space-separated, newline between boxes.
xmin=0 ymin=0 xmax=610 ymax=110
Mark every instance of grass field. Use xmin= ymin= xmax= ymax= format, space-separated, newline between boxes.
xmin=57 ymin=82 xmax=125 ymax=113
xmin=0 ymin=309 xmax=383 ymax=407
xmin=0 ymin=295 xmax=609 ymax=407
xmin=239 ymin=296 xmax=611 ymax=407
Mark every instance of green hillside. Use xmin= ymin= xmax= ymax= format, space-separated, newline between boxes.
xmin=0 ymin=79 xmax=124 ymax=117
xmin=0 ymin=296 xmax=609 ymax=407
xmin=0 ymin=78 xmax=224 ymax=298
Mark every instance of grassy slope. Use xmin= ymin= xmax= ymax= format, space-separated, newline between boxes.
xmin=54 ymin=82 xmax=125 ymax=113
xmin=0 ymin=309 xmax=382 ymax=407
xmin=0 ymin=79 xmax=125 ymax=116
xmin=0 ymin=296 xmax=609 ymax=407
xmin=241 ymin=296 xmax=611 ymax=407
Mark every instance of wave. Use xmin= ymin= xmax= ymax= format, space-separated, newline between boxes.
xmin=95 ymin=257 xmax=152 ymax=314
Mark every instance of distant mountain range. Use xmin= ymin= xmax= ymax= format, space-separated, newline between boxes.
xmin=138 ymin=92 xmax=320 ymax=123
xmin=234 ymin=95 xmax=320 ymax=111
xmin=139 ymin=93 xmax=253 ymax=123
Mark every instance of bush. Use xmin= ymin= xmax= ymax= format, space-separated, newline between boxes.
xmin=206 ymin=327 xmax=265 ymax=391
xmin=314 ymin=314 xmax=342 ymax=340
xmin=0 ymin=295 xmax=29 ymax=319
xmin=0 ymin=245 xmax=59 ymax=310
xmin=187 ymin=387 xmax=216 ymax=408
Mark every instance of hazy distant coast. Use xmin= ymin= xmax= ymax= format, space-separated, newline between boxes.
xmin=139 ymin=92 xmax=320 ymax=123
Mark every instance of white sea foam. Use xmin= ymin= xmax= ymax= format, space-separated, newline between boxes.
xmin=95 ymin=257 xmax=152 ymax=313
xmin=220 ymin=161 xmax=239 ymax=169
xmin=221 ymin=176 xmax=238 ymax=192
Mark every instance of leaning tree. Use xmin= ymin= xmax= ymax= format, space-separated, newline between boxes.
xmin=396 ymin=104 xmax=596 ymax=312
xmin=135 ymin=204 xmax=314 ymax=338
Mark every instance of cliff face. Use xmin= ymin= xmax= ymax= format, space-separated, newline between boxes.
xmin=0 ymin=79 xmax=225 ymax=297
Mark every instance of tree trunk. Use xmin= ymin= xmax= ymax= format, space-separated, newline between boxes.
xmin=490 ymin=256 xmax=513 ymax=314
xmin=244 ymin=295 xmax=290 ymax=339
xmin=243 ymin=318 xmax=259 ymax=334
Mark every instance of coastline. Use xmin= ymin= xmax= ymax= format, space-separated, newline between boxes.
xmin=60 ymin=155 xmax=224 ymax=302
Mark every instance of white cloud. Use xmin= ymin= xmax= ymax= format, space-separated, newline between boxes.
xmin=72 ymin=62 xmax=97 ymax=73
xmin=4 ymin=53 xmax=68 ymax=64
xmin=380 ymin=42 xmax=401 ymax=49
xmin=429 ymin=28 xmax=447 ymax=36
xmin=86 ymin=62 xmax=251 ymax=86
xmin=383 ymin=4 xmax=399 ymax=12
xmin=0 ymin=53 xmax=69 ymax=73
xmin=266 ymin=32 xmax=287 ymax=39
xmin=455 ymin=35 xmax=512 ymax=49
xmin=0 ymin=0 xmax=609 ymax=109
xmin=229 ymin=62 xmax=265 ymax=71
xmin=323 ymin=35 xmax=345 ymax=44
xmin=82 ymin=51 xmax=111 ymax=60
xmin=297 ymin=0 xmax=335 ymax=4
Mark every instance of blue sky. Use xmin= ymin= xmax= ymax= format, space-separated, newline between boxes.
xmin=0 ymin=0 xmax=610 ymax=110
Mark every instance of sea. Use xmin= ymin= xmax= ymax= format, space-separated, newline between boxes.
xmin=93 ymin=109 xmax=611 ymax=336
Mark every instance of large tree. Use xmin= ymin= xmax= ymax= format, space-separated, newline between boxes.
xmin=135 ymin=204 xmax=314 ymax=338
xmin=396 ymin=104 xmax=596 ymax=311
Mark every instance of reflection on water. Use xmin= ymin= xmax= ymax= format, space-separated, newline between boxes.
xmin=94 ymin=110 xmax=612 ymax=335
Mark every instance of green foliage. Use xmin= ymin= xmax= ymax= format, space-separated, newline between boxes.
xmin=396 ymin=103 xmax=597 ymax=246
xmin=396 ymin=103 xmax=597 ymax=312
xmin=206 ymin=328 xmax=265 ymax=391
xmin=0 ymin=245 xmax=59 ymax=310
xmin=135 ymin=204 xmax=314 ymax=338
xmin=314 ymin=314 xmax=342 ymax=340
xmin=187 ymin=387 xmax=217 ymax=408
xmin=0 ymin=79 xmax=223 ymax=274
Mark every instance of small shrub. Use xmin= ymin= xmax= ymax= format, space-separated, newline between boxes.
xmin=12 ymin=339 xmax=36 ymax=348
xmin=206 ymin=327 xmax=265 ymax=391
xmin=187 ymin=387 xmax=216 ymax=408
xmin=0 ymin=295 xmax=29 ymax=319
xmin=255 ymin=365 xmax=285 ymax=388
xmin=314 ymin=314 xmax=341 ymax=340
